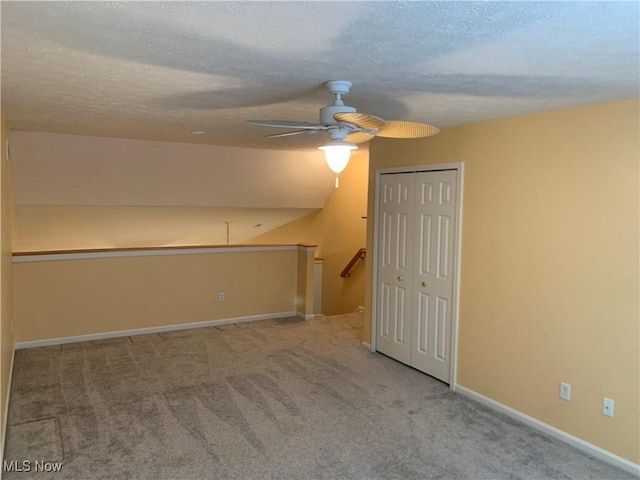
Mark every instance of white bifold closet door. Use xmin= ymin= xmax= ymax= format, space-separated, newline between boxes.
xmin=376 ymin=169 xmax=458 ymax=383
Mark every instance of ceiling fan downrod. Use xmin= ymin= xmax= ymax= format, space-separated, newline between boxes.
xmin=319 ymin=80 xmax=356 ymax=126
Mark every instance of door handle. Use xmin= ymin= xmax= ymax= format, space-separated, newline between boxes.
xmin=397 ymin=275 xmax=403 ymax=282
xmin=421 ymin=281 xmax=426 ymax=288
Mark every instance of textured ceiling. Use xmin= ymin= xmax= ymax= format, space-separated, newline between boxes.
xmin=2 ymin=1 xmax=638 ymax=151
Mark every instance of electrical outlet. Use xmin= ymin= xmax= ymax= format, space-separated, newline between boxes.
xmin=603 ymin=397 xmax=614 ymax=417
xmin=560 ymin=382 xmax=571 ymax=401
xmin=218 ymin=292 xmax=225 ymax=302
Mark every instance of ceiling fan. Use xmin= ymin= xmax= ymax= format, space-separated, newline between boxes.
xmin=248 ymin=80 xmax=440 ymax=187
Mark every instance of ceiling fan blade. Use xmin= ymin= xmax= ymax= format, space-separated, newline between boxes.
xmin=376 ymin=121 xmax=440 ymax=138
xmin=248 ymin=120 xmax=326 ymax=130
xmin=333 ymin=112 xmax=387 ymax=130
xmin=264 ymin=129 xmax=319 ymax=139
xmin=345 ymin=132 xmax=375 ymax=144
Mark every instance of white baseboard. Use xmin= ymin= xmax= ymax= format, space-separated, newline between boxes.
xmin=355 ymin=306 xmax=365 ymax=314
xmin=361 ymin=341 xmax=373 ymax=351
xmin=455 ymin=385 xmax=640 ymax=477
xmin=1 ymin=347 xmax=16 ymax=468
xmin=14 ymin=311 xmax=298 ymax=350
xmin=296 ymin=312 xmax=315 ymax=321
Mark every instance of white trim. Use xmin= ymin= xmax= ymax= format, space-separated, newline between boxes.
xmin=449 ymin=163 xmax=464 ymax=388
xmin=361 ymin=341 xmax=373 ymax=351
xmin=14 ymin=311 xmax=297 ymax=349
xmin=455 ymin=385 xmax=640 ymax=477
xmin=370 ymin=169 xmax=382 ymax=352
xmin=375 ymin=163 xmax=462 ymax=176
xmin=1 ymin=347 xmax=15 ymax=464
xmin=13 ymin=245 xmax=297 ymax=264
xmin=371 ymin=162 xmax=464 ymax=391
xmin=296 ymin=312 xmax=315 ymax=321
xmin=297 ymin=245 xmax=317 ymax=253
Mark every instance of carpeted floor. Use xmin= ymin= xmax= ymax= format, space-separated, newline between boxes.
xmin=3 ymin=313 xmax=633 ymax=479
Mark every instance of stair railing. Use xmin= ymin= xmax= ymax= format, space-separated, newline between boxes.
xmin=340 ymin=248 xmax=366 ymax=278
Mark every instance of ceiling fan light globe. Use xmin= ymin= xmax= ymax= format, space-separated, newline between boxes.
xmin=319 ymin=142 xmax=356 ymax=174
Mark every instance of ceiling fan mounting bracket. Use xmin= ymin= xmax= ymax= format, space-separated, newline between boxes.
xmin=324 ymin=80 xmax=352 ymax=97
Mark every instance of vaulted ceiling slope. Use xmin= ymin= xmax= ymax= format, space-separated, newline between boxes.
xmin=1 ymin=2 xmax=638 ymax=151
xmin=9 ymin=131 xmax=335 ymax=249
xmin=10 ymin=132 xmax=334 ymax=209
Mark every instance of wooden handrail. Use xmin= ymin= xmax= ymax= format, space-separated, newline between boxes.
xmin=340 ymin=248 xmax=366 ymax=278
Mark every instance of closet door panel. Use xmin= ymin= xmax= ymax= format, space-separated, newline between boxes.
xmin=376 ymin=173 xmax=415 ymax=364
xmin=410 ymin=170 xmax=457 ymax=383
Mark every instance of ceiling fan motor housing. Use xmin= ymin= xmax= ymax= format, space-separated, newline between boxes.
xmin=320 ymin=104 xmax=356 ymax=126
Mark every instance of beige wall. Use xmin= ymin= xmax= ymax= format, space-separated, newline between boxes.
xmin=366 ymin=98 xmax=639 ymax=463
xmin=13 ymin=205 xmax=316 ymax=251
xmin=0 ymin=112 xmax=15 ymax=456
xmin=250 ymin=152 xmax=368 ymax=315
xmin=14 ymin=248 xmax=298 ymax=343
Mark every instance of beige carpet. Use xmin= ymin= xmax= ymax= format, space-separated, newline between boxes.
xmin=3 ymin=313 xmax=633 ymax=479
